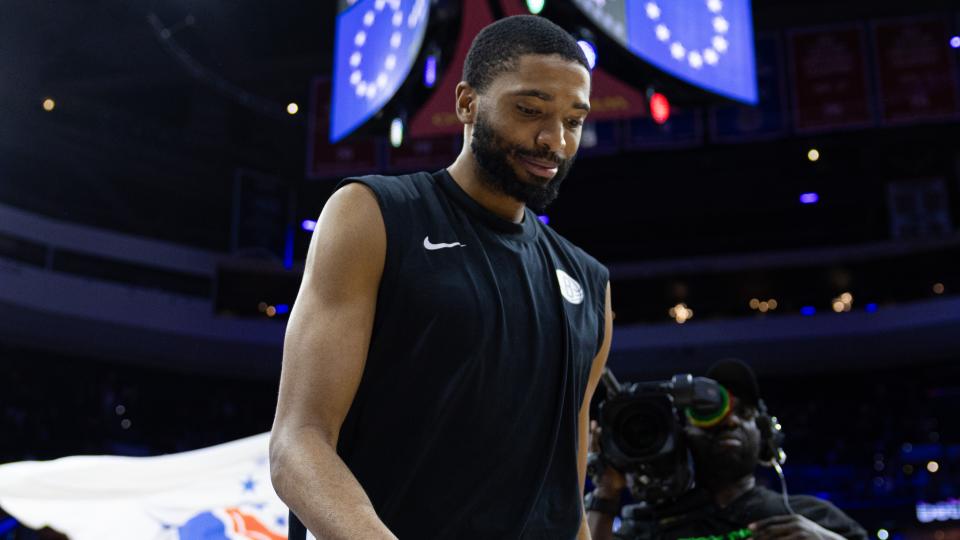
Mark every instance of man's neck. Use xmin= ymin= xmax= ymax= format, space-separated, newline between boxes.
xmin=446 ymin=149 xmax=526 ymax=224
xmin=709 ymin=474 xmax=756 ymax=508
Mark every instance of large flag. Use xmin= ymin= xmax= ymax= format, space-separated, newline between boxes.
xmin=0 ymin=432 xmax=288 ymax=540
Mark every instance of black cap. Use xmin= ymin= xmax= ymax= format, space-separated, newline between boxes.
xmin=705 ymin=358 xmax=761 ymax=407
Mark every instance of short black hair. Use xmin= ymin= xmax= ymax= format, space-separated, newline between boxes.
xmin=463 ymin=15 xmax=590 ymax=93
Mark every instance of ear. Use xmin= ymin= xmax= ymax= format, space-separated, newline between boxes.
xmin=455 ymin=81 xmax=478 ymax=125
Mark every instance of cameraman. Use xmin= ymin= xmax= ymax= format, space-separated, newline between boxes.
xmin=587 ymin=360 xmax=867 ymax=540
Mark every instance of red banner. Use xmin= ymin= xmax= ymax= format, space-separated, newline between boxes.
xmin=498 ymin=0 xmax=528 ymax=16
xmin=306 ymin=78 xmax=380 ymax=180
xmin=408 ymin=0 xmax=493 ymax=138
xmin=788 ymin=25 xmax=874 ymax=132
xmin=872 ymin=16 xmax=960 ymax=124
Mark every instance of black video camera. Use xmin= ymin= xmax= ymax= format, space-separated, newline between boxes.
xmin=589 ymin=370 xmax=729 ymax=505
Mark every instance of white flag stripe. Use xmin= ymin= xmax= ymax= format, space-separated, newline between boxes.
xmin=0 ymin=433 xmax=288 ymax=540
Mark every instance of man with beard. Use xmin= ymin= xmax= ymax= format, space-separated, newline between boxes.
xmin=270 ymin=14 xmax=612 ymax=540
xmin=586 ymin=360 xmax=866 ymax=540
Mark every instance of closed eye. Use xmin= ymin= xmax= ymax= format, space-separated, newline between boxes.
xmin=517 ymin=105 xmax=540 ymax=115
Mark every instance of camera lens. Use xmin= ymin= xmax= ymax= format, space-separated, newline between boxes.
xmin=615 ymin=402 xmax=670 ymax=458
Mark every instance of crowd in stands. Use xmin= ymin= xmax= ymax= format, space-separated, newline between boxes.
xmin=2 ymin=344 xmax=957 ymax=535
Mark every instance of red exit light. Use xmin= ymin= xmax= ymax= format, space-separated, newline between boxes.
xmin=650 ymin=92 xmax=670 ymax=125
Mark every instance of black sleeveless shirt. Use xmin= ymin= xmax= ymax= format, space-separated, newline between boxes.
xmin=290 ymin=170 xmax=608 ymax=540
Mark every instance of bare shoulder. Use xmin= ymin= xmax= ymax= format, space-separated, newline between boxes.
xmin=303 ymin=182 xmax=386 ymax=296
xmin=325 ymin=181 xmax=380 ymax=216
xmin=315 ymin=182 xmax=383 ymax=246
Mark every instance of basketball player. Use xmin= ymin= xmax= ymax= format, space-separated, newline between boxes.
xmin=270 ymin=15 xmax=612 ymax=540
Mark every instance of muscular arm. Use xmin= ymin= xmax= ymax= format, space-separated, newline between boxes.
xmin=578 ymin=282 xmax=614 ymax=540
xmin=269 ymin=184 xmax=397 ymax=540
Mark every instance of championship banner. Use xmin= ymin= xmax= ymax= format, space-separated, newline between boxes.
xmin=306 ymin=78 xmax=380 ymax=180
xmin=872 ymin=16 xmax=960 ymax=125
xmin=788 ymin=25 xmax=875 ymax=133
xmin=709 ymin=35 xmax=788 ymax=143
xmin=0 ymin=433 xmax=288 ymax=540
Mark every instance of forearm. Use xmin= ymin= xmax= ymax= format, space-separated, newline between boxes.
xmin=585 ymin=484 xmax=620 ymax=540
xmin=577 ymin=510 xmax=592 ymax=540
xmin=586 ymin=510 xmax=615 ymax=540
xmin=270 ymin=426 xmax=397 ymax=540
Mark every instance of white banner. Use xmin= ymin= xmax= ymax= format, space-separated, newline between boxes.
xmin=0 ymin=433 xmax=288 ymax=540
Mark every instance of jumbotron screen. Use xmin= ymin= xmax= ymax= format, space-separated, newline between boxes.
xmin=330 ymin=0 xmax=430 ymax=143
xmin=572 ymin=0 xmax=758 ymax=104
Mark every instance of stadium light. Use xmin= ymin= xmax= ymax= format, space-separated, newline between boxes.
xmin=390 ymin=116 xmax=404 ymax=148
xmin=423 ymin=54 xmax=438 ymax=87
xmin=800 ymin=192 xmax=819 ymax=204
xmin=577 ymin=40 xmax=597 ymax=69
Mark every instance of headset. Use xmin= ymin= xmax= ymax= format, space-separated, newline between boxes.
xmin=756 ymin=397 xmax=786 ymax=467
xmin=756 ymin=397 xmax=794 ymax=514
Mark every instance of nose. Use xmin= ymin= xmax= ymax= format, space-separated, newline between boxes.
xmin=717 ymin=410 xmax=743 ymax=430
xmin=535 ymin=119 xmax=567 ymax=156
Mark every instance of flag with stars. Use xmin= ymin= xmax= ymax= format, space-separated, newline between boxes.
xmin=572 ymin=0 xmax=758 ymax=104
xmin=0 ymin=433 xmax=288 ymax=540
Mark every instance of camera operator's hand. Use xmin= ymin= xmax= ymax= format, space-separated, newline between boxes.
xmin=589 ymin=420 xmax=626 ymax=497
xmin=749 ymin=514 xmax=847 ymax=540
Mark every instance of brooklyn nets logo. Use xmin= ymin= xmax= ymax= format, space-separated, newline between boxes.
xmin=556 ymin=269 xmax=585 ymax=305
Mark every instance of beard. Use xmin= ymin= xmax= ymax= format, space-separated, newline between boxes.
xmin=689 ymin=429 xmax=760 ymax=489
xmin=470 ymin=112 xmax=575 ymax=213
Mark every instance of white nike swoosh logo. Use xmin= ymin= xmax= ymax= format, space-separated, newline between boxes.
xmin=423 ymin=236 xmax=466 ymax=250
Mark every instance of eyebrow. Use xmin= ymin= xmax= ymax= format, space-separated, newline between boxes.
xmin=509 ymin=89 xmax=591 ymax=113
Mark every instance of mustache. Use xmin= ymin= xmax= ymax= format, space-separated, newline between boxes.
xmin=512 ymin=146 xmax=565 ymax=166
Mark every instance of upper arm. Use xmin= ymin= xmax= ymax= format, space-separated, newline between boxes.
xmin=584 ymin=281 xmax=613 ymax=414
xmin=578 ymin=282 xmax=613 ymax=538
xmin=578 ymin=282 xmax=613 ymax=472
xmin=272 ymin=182 xmax=386 ymax=446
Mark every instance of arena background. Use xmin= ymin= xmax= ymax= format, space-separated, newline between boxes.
xmin=1 ymin=0 xmax=959 ymax=539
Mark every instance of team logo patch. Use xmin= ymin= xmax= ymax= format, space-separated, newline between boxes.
xmin=556 ymin=269 xmax=584 ymax=305
xmin=177 ymin=506 xmax=286 ymax=539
